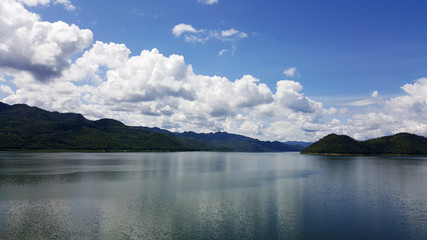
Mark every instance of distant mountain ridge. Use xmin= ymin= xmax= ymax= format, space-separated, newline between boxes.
xmin=284 ymin=141 xmax=313 ymax=149
xmin=301 ymin=133 xmax=427 ymax=155
xmin=0 ymin=102 xmax=303 ymax=152
xmin=149 ymin=128 xmax=303 ymax=152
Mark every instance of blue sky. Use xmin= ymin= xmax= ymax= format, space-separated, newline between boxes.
xmin=34 ymin=0 xmax=427 ymax=96
xmin=0 ymin=0 xmax=426 ymax=141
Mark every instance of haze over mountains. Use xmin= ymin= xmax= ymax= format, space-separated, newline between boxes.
xmin=0 ymin=102 xmax=304 ymax=152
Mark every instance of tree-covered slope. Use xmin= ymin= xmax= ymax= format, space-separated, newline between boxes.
xmin=301 ymin=133 xmax=427 ymax=155
xmin=0 ymin=103 xmax=190 ymax=151
xmin=0 ymin=102 xmax=301 ymax=152
xmin=300 ymin=134 xmax=368 ymax=154
xmin=364 ymin=133 xmax=427 ymax=155
xmin=173 ymin=131 xmax=302 ymax=152
xmin=148 ymin=128 xmax=302 ymax=152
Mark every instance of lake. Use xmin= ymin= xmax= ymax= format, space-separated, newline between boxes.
xmin=0 ymin=152 xmax=426 ymax=239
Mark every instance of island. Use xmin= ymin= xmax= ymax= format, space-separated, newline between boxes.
xmin=301 ymin=133 xmax=427 ymax=156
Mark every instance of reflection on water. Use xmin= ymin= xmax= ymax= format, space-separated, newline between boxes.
xmin=0 ymin=152 xmax=426 ymax=239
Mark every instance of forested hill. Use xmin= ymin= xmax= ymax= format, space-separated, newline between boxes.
xmin=301 ymin=133 xmax=427 ymax=155
xmin=150 ymin=128 xmax=303 ymax=152
xmin=0 ymin=102 xmax=190 ymax=151
xmin=0 ymin=102 xmax=301 ymax=152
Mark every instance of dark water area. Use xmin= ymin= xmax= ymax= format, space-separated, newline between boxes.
xmin=0 ymin=152 xmax=426 ymax=239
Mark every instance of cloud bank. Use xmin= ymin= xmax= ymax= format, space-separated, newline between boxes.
xmin=1 ymin=0 xmax=426 ymax=141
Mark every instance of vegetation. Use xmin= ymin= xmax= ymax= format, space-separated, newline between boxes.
xmin=0 ymin=102 xmax=190 ymax=151
xmin=364 ymin=133 xmax=427 ymax=155
xmin=301 ymin=133 xmax=427 ymax=155
xmin=0 ymin=102 xmax=302 ymax=152
xmin=162 ymin=131 xmax=302 ymax=152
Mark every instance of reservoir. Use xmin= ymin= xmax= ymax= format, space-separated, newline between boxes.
xmin=0 ymin=152 xmax=426 ymax=239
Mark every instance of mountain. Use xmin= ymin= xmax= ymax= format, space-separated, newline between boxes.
xmin=284 ymin=141 xmax=313 ymax=149
xmin=162 ymin=130 xmax=303 ymax=152
xmin=0 ymin=102 xmax=300 ymax=152
xmin=0 ymin=102 xmax=190 ymax=151
xmin=364 ymin=133 xmax=427 ymax=155
xmin=301 ymin=133 xmax=427 ymax=155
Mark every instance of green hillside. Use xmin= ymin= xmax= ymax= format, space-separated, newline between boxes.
xmin=301 ymin=133 xmax=427 ymax=155
xmin=0 ymin=102 xmax=190 ymax=151
xmin=171 ymin=131 xmax=301 ymax=152
xmin=364 ymin=133 xmax=427 ymax=155
xmin=0 ymin=102 xmax=301 ymax=152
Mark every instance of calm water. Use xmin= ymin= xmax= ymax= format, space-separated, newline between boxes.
xmin=0 ymin=152 xmax=426 ymax=240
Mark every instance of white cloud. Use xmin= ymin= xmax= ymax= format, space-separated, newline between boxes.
xmin=172 ymin=23 xmax=199 ymax=37
xmin=386 ymin=78 xmax=427 ymax=121
xmin=284 ymin=67 xmax=297 ymax=77
xmin=221 ymin=29 xmax=238 ymax=37
xmin=54 ymin=0 xmax=75 ymax=11
xmin=172 ymin=24 xmax=247 ymax=43
xmin=342 ymin=90 xmax=382 ymax=106
xmin=335 ymin=78 xmax=427 ymax=140
xmin=230 ymin=75 xmax=274 ymax=108
xmin=88 ymin=48 xmax=196 ymax=105
xmin=63 ymin=41 xmax=130 ymax=85
xmin=18 ymin=0 xmax=75 ymax=10
xmin=371 ymin=90 xmax=379 ymax=98
xmin=197 ymin=0 xmax=218 ymax=5
xmin=0 ymin=84 xmax=14 ymax=95
xmin=218 ymin=49 xmax=228 ymax=56
xmin=401 ymin=78 xmax=427 ymax=99
xmin=17 ymin=0 xmax=50 ymax=6
xmin=0 ymin=0 xmax=92 ymax=81
xmin=221 ymin=28 xmax=247 ymax=39
xmin=274 ymin=80 xmax=322 ymax=113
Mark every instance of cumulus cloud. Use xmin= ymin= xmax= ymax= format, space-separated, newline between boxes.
xmin=401 ymin=78 xmax=427 ymax=99
xmin=63 ymin=41 xmax=130 ymax=85
xmin=172 ymin=23 xmax=247 ymax=43
xmin=284 ymin=67 xmax=297 ymax=77
xmin=337 ymin=78 xmax=427 ymax=140
xmin=0 ymin=0 xmax=92 ymax=81
xmin=275 ymin=80 xmax=322 ymax=113
xmin=88 ymin=48 xmax=196 ymax=104
xmin=172 ymin=24 xmax=199 ymax=37
xmin=197 ymin=0 xmax=218 ymax=5
xmin=256 ymin=78 xmax=427 ymax=140
xmin=386 ymin=78 xmax=427 ymax=121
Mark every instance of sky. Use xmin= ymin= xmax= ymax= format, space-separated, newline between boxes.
xmin=0 ymin=0 xmax=426 ymax=142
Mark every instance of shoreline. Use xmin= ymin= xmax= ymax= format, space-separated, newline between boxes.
xmin=300 ymin=152 xmax=427 ymax=157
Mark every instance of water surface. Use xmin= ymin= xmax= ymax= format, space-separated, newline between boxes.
xmin=0 ymin=152 xmax=426 ymax=239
